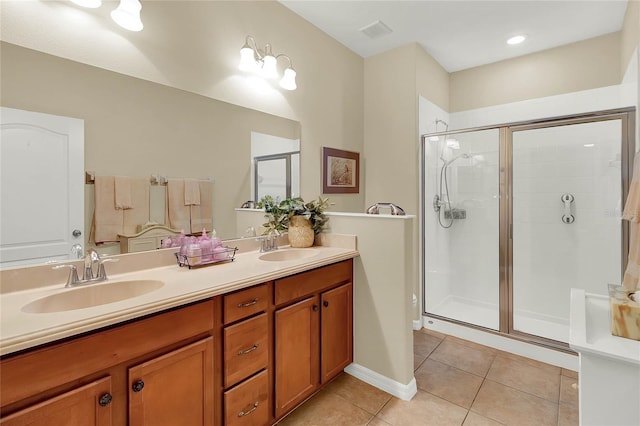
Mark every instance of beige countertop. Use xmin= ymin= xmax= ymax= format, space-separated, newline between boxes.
xmin=1 ymin=242 xmax=358 ymax=357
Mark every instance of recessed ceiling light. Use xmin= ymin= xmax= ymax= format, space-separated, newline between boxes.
xmin=507 ymin=35 xmax=526 ymax=45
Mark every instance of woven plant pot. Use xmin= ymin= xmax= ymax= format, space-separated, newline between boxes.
xmin=288 ymin=216 xmax=314 ymax=248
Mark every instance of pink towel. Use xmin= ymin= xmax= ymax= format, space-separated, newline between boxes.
xmin=165 ymin=178 xmax=191 ymax=232
xmin=122 ymin=177 xmax=150 ymax=235
xmin=90 ymin=176 xmax=122 ymax=244
xmin=190 ymin=180 xmax=213 ymax=233
xmin=184 ymin=178 xmax=201 ymax=206
xmin=114 ymin=176 xmax=133 ymax=210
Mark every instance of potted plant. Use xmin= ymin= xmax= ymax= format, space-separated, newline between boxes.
xmin=257 ymin=196 xmax=330 ymax=247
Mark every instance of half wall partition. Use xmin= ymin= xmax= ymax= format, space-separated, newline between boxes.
xmin=422 ymin=109 xmax=635 ymax=349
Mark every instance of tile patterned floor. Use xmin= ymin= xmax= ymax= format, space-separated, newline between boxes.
xmin=278 ymin=329 xmax=579 ymax=426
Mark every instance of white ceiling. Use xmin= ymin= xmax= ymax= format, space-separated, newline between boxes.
xmin=279 ymin=0 xmax=629 ymax=72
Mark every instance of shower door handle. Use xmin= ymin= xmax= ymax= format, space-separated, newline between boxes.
xmin=561 ymin=194 xmax=575 ymax=224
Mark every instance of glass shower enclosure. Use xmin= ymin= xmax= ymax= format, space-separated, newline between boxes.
xmin=422 ymin=109 xmax=635 ymax=347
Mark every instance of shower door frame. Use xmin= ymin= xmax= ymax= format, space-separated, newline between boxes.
xmin=421 ymin=107 xmax=636 ymax=351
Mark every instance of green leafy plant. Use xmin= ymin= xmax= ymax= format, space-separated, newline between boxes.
xmin=258 ymin=196 xmax=330 ymax=235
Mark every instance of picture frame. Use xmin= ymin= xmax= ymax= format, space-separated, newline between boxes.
xmin=322 ymin=147 xmax=359 ymax=194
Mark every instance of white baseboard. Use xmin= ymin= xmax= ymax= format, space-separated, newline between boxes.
xmin=344 ymin=363 xmax=417 ymax=401
xmin=413 ymin=319 xmax=422 ymax=330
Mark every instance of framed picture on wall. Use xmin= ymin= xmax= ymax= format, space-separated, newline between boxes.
xmin=322 ymin=147 xmax=359 ymax=194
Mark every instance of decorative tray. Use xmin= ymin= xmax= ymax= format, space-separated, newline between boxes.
xmin=174 ymin=246 xmax=238 ymax=269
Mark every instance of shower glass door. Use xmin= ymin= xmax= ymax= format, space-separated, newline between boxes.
xmin=510 ymin=118 xmax=623 ymax=343
xmin=424 ymin=128 xmax=501 ymax=330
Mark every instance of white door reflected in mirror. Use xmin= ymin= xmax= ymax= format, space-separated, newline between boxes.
xmin=0 ymin=107 xmax=84 ymax=268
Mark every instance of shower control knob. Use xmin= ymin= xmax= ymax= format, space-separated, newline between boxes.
xmin=562 ymin=215 xmax=575 ymax=224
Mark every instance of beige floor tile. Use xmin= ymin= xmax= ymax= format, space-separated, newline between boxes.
xmin=445 ymin=336 xmax=497 ymax=355
xmin=414 ymin=329 xmax=444 ymax=358
xmin=486 ymin=355 xmax=560 ymax=402
xmin=277 ymin=390 xmax=373 ymax=426
xmin=323 ymin=373 xmax=392 ymax=415
xmin=559 ymin=375 xmax=579 ymax=406
xmin=558 ymin=402 xmax=579 ymax=426
xmin=420 ymin=328 xmax=448 ymax=340
xmin=415 ymin=359 xmax=484 ymax=408
xmin=471 ymin=380 xmax=558 ymax=426
xmin=496 ymin=350 xmax=561 ymax=375
xmin=429 ymin=339 xmax=495 ymax=377
xmin=378 ymin=390 xmax=468 ymax=426
xmin=415 ymin=353 xmax=428 ymax=371
xmin=463 ymin=411 xmax=505 ymax=426
xmin=367 ymin=417 xmax=392 ymax=426
xmin=561 ymin=368 xmax=578 ymax=379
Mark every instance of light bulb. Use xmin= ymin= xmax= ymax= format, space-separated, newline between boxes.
xmin=279 ymin=67 xmax=297 ymax=91
xmin=111 ymin=0 xmax=143 ymax=32
xmin=261 ymin=54 xmax=278 ymax=79
xmin=70 ymin=0 xmax=102 ymax=8
xmin=239 ymin=45 xmax=257 ymax=72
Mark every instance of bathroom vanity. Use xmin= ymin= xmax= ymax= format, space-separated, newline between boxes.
xmin=0 ymin=243 xmax=356 ymax=425
xmin=569 ymin=288 xmax=640 ymax=426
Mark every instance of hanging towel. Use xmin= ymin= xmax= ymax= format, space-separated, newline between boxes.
xmin=90 ymin=176 xmax=123 ymax=244
xmin=190 ymin=180 xmax=213 ymax=233
xmin=114 ymin=176 xmax=133 ymax=210
xmin=184 ymin=178 xmax=201 ymax=206
xmin=122 ymin=177 xmax=150 ymax=235
xmin=622 ymin=152 xmax=640 ymax=291
xmin=165 ymin=178 xmax=191 ymax=232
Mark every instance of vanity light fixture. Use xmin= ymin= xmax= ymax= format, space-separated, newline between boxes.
xmin=239 ymin=36 xmax=297 ymax=91
xmin=70 ymin=0 xmax=102 ymax=8
xmin=507 ymin=34 xmax=526 ymax=45
xmin=111 ymin=0 xmax=144 ymax=32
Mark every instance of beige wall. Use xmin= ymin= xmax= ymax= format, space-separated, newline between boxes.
xmin=0 ymin=1 xmax=365 ymax=214
xmin=363 ymin=43 xmax=433 ymax=217
xmin=1 ymin=42 xmax=300 ymax=242
xmin=621 ymin=0 xmax=640 ymax=76
xmin=450 ymin=33 xmax=622 ymax=112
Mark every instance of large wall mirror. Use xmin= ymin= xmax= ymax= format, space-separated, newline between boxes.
xmin=1 ymin=42 xmax=300 ymax=265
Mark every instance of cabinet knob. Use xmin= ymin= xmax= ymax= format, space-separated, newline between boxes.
xmin=313 ymin=305 xmax=319 ymax=312
xmin=323 ymin=300 xmax=329 ymax=308
xmin=132 ymin=379 xmax=145 ymax=392
xmin=98 ymin=393 xmax=113 ymax=407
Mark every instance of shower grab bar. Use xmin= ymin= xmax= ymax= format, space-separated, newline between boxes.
xmin=561 ymin=193 xmax=575 ymax=224
xmin=366 ymin=203 xmax=406 ymax=216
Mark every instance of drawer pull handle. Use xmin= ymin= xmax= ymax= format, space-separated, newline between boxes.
xmin=98 ymin=393 xmax=113 ymax=407
xmin=132 ymin=380 xmax=145 ymax=392
xmin=237 ymin=298 xmax=258 ymax=308
xmin=238 ymin=344 xmax=259 ymax=355
xmin=238 ymin=401 xmax=259 ymax=417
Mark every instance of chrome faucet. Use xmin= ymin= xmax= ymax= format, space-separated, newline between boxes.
xmin=259 ymin=230 xmax=280 ymax=252
xmin=53 ymin=249 xmax=119 ymax=288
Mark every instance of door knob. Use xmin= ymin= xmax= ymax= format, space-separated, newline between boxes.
xmin=72 ymin=229 xmax=82 ymax=238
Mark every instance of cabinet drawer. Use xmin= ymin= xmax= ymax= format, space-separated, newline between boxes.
xmin=224 ymin=370 xmax=268 ymax=426
xmin=224 ymin=284 xmax=268 ymax=324
xmin=275 ymin=259 xmax=352 ymax=305
xmin=224 ymin=314 xmax=268 ymax=388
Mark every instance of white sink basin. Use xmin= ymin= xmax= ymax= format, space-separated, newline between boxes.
xmin=22 ymin=280 xmax=165 ymax=313
xmin=259 ymin=249 xmax=318 ymax=262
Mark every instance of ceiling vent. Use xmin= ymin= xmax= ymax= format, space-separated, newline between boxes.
xmin=359 ymin=20 xmax=393 ymax=39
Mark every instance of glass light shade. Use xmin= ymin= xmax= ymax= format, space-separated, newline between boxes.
xmin=239 ymin=46 xmax=257 ymax=72
xmin=111 ymin=0 xmax=143 ymax=32
xmin=261 ymin=55 xmax=278 ymax=79
xmin=70 ymin=0 xmax=102 ymax=8
xmin=279 ymin=68 xmax=297 ymax=91
xmin=507 ymin=35 xmax=526 ymax=45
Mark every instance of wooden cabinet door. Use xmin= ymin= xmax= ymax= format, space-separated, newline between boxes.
xmin=0 ymin=376 xmax=112 ymax=426
xmin=129 ymin=338 xmax=213 ymax=426
xmin=274 ymin=296 xmax=319 ymax=418
xmin=320 ymin=283 xmax=353 ymax=384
